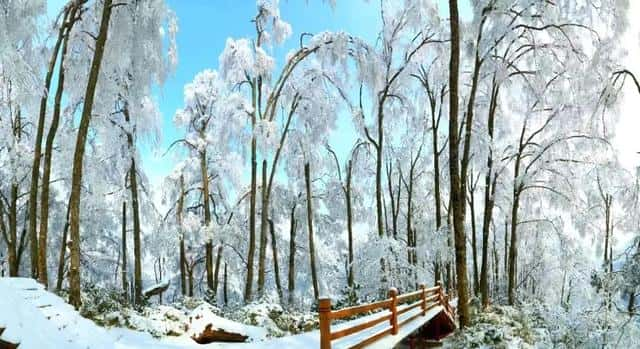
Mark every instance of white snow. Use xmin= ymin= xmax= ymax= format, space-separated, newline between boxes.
xmin=0 ymin=278 xmax=271 ymax=348
xmin=0 ymin=277 xmax=455 ymax=348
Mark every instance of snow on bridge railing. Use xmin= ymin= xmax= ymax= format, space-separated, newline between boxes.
xmin=318 ymin=282 xmax=455 ymax=349
xmin=0 ymin=326 xmax=19 ymax=349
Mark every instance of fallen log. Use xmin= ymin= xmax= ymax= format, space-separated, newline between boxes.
xmin=0 ymin=338 xmax=19 ymax=349
xmin=191 ymin=323 xmax=248 ymax=344
xmin=142 ymin=280 xmax=169 ymax=298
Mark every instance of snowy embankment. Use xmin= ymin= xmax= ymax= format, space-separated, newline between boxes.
xmin=442 ymin=303 xmax=552 ymax=349
xmin=0 ymin=277 xmax=454 ymax=348
xmin=0 ymin=278 xmax=318 ymax=348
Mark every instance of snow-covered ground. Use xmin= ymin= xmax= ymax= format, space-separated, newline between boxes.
xmin=0 ymin=277 xmax=452 ymax=348
xmin=442 ymin=303 xmax=553 ymax=349
xmin=0 ymin=277 xmax=317 ymax=348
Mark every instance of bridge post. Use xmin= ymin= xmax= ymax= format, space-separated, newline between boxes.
xmin=388 ymin=287 xmax=398 ymax=335
xmin=419 ymin=283 xmax=426 ymax=315
xmin=318 ymin=298 xmax=332 ymax=349
xmin=436 ymin=281 xmax=444 ymax=304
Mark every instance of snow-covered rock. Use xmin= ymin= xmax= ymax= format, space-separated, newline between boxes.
xmin=143 ymin=280 xmax=170 ymax=298
xmin=125 ymin=305 xmax=188 ymax=337
xmin=232 ymin=302 xmax=318 ymax=337
xmin=187 ymin=304 xmax=267 ymax=343
xmin=234 ymin=302 xmax=286 ymax=336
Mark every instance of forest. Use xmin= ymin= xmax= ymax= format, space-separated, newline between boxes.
xmin=1 ymin=0 xmax=640 ymax=348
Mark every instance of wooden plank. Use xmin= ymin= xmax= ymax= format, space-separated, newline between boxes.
xmin=424 ymin=285 xmax=440 ymax=293
xmin=330 ymin=313 xmax=392 ymax=340
xmin=347 ymin=327 xmax=393 ymax=349
xmin=330 ymin=299 xmax=391 ymax=320
xmin=425 ymin=302 xmax=440 ymax=312
xmin=397 ymin=289 xmax=439 ymax=304
xmin=398 ymin=311 xmax=424 ymax=328
xmin=396 ymin=289 xmax=423 ymax=302
xmin=425 ymin=294 xmax=439 ymax=303
xmin=397 ymin=300 xmax=423 ymax=316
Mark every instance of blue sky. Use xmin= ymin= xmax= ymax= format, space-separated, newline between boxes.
xmin=46 ymin=0 xmax=473 ymax=185
xmin=144 ymin=0 xmax=385 ymax=185
xmin=144 ymin=0 xmax=472 ymax=185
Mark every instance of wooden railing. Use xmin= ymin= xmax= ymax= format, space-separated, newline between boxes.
xmin=318 ymin=282 xmax=455 ymax=349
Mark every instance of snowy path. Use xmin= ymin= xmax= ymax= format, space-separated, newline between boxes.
xmin=0 ymin=277 xmax=189 ymax=349
xmin=0 ymin=278 xmax=455 ymax=348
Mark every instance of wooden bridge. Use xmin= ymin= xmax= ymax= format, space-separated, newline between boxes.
xmin=318 ymin=282 xmax=457 ymax=349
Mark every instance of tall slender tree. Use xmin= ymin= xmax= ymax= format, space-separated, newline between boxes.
xmin=447 ymin=0 xmax=471 ymax=327
xmin=68 ymin=0 xmax=114 ymax=308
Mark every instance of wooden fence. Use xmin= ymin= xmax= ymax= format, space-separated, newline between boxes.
xmin=318 ymin=282 xmax=455 ymax=349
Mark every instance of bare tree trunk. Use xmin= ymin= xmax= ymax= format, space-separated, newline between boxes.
xmin=447 ymin=0 xmax=470 ymax=327
xmin=386 ymin=161 xmax=399 ymax=239
xmin=258 ymin=159 xmax=268 ymax=296
xmin=609 ymin=216 xmax=613 ymax=274
xmin=16 ymin=206 xmax=28 ymax=274
xmin=180 ymin=238 xmax=186 ymax=295
xmin=8 ymin=184 xmax=18 ymax=276
xmin=200 ymin=149 xmax=213 ymax=291
xmin=38 ymin=7 xmax=78 ymax=288
xmin=492 ymin=230 xmax=499 ymax=297
xmin=375 ymin=124 xmax=384 ymax=238
xmin=268 ymin=218 xmax=283 ymax=301
xmin=29 ymin=8 xmax=71 ymax=280
xmin=430 ymin=89 xmax=444 ymax=286
xmin=446 ymin=202 xmax=453 ymax=291
xmin=122 ymin=201 xmax=128 ymax=299
xmin=304 ymin=162 xmax=319 ymax=299
xmin=508 ymin=190 xmax=521 ymax=305
xmin=178 ymin=175 xmax=186 ymax=296
xmin=346 ymin=160 xmax=354 ymax=289
xmin=480 ymin=78 xmax=499 ymax=308
xmin=123 ymin=106 xmax=143 ymax=305
xmin=244 ymin=135 xmax=257 ymax=302
xmin=224 ymin=262 xmax=228 ymax=304
xmin=213 ymin=245 xmax=223 ymax=301
xmin=604 ymin=203 xmax=609 ymax=267
xmin=288 ymin=204 xmax=297 ymax=305
xmin=403 ymin=147 xmax=421 ymax=277
xmin=468 ymin=175 xmax=479 ymax=295
xmin=598 ymin=182 xmax=612 ymax=271
xmin=504 ymin=219 xmax=508 ymax=278
xmin=507 ymin=131 xmax=525 ymax=305
xmin=55 ymin=205 xmax=70 ymax=292
xmin=188 ymin=263 xmax=194 ymax=297
xmin=0 ymin=200 xmax=11 ymax=276
xmin=159 ymin=257 xmax=164 ymax=304
xmin=68 ymin=0 xmax=114 ymax=309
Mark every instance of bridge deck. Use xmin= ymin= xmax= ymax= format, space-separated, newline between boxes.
xmin=332 ymin=304 xmax=446 ymax=348
xmin=263 ymin=298 xmax=457 ymax=349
